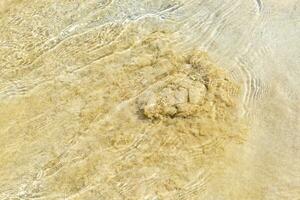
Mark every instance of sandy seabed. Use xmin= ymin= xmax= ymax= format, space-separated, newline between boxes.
xmin=0 ymin=0 xmax=299 ymax=200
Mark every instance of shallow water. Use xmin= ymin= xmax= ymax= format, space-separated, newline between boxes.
xmin=0 ymin=0 xmax=299 ymax=199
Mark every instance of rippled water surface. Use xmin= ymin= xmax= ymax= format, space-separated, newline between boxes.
xmin=0 ymin=0 xmax=299 ymax=199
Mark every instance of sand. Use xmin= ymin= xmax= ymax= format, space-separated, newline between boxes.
xmin=0 ymin=0 xmax=299 ymax=199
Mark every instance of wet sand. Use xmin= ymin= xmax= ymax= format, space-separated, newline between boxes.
xmin=0 ymin=0 xmax=299 ymax=199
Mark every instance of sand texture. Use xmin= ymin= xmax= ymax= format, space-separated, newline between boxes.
xmin=0 ymin=0 xmax=299 ymax=199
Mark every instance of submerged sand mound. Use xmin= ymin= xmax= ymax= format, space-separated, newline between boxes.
xmin=137 ymin=51 xmax=240 ymax=121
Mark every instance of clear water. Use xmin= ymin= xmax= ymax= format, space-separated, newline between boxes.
xmin=0 ymin=0 xmax=299 ymax=199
